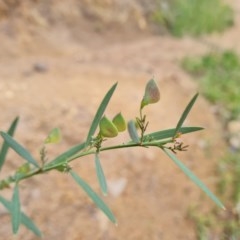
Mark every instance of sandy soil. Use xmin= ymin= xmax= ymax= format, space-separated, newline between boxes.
xmin=0 ymin=1 xmax=239 ymax=239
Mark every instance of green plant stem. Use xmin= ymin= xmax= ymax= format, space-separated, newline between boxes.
xmin=43 ymin=138 xmax=172 ymax=172
xmin=0 ymin=168 xmax=42 ymax=189
xmin=67 ymin=138 xmax=172 ymax=162
xmin=0 ymin=138 xmax=173 ymax=188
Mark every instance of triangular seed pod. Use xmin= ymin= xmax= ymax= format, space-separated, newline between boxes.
xmin=141 ymin=79 xmax=160 ymax=109
xmin=112 ymin=112 xmax=126 ymax=132
xmin=99 ymin=116 xmax=118 ymax=138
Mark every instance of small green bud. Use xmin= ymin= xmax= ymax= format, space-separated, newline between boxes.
xmin=44 ymin=128 xmax=61 ymax=144
xmin=100 ymin=116 xmax=118 ymax=138
xmin=141 ymin=79 xmax=160 ymax=109
xmin=16 ymin=163 xmax=30 ymax=174
xmin=112 ymin=112 xmax=126 ymax=132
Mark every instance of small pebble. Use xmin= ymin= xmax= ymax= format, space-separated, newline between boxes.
xmin=108 ymin=178 xmax=127 ymax=197
xmin=33 ymin=62 xmax=49 ymax=73
xmin=228 ymin=120 xmax=240 ymax=150
xmin=228 ymin=120 xmax=240 ymax=134
xmin=229 ymin=136 xmax=240 ymax=150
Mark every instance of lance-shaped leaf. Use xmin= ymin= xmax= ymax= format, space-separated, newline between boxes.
xmin=0 ymin=116 xmax=19 ymax=171
xmin=163 ymin=148 xmax=225 ymax=209
xmin=127 ymin=120 xmax=140 ymax=143
xmin=144 ymin=126 xmax=204 ymax=141
xmin=44 ymin=128 xmax=61 ymax=144
xmin=0 ymin=132 xmax=39 ymax=168
xmin=86 ymin=83 xmax=118 ymax=146
xmin=11 ymin=184 xmax=21 ymax=234
xmin=95 ymin=153 xmax=108 ymax=195
xmin=70 ymin=170 xmax=117 ymax=224
xmin=174 ymin=93 xmax=199 ymax=136
xmin=20 ymin=211 xmax=42 ymax=237
xmin=0 ymin=195 xmax=42 ymax=237
xmin=44 ymin=142 xmax=86 ymax=170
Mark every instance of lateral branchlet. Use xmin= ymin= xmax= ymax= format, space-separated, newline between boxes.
xmin=40 ymin=146 xmax=48 ymax=167
xmin=168 ymin=132 xmax=189 ymax=154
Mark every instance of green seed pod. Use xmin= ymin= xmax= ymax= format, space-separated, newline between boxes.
xmin=100 ymin=116 xmax=118 ymax=138
xmin=44 ymin=128 xmax=61 ymax=144
xmin=141 ymin=79 xmax=160 ymax=109
xmin=112 ymin=112 xmax=126 ymax=132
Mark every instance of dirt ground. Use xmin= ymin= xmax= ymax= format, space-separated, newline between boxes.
xmin=0 ymin=1 xmax=239 ymax=239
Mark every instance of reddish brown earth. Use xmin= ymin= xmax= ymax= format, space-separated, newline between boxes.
xmin=0 ymin=1 xmax=239 ymax=239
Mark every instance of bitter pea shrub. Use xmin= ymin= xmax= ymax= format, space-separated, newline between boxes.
xmin=0 ymin=79 xmax=224 ymax=237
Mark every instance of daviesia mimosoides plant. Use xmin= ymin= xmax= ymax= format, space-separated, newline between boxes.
xmin=0 ymin=79 xmax=224 ymax=237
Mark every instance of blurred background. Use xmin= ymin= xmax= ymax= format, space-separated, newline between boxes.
xmin=0 ymin=0 xmax=240 ymax=239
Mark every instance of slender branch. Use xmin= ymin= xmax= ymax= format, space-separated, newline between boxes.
xmin=0 ymin=138 xmax=173 ymax=187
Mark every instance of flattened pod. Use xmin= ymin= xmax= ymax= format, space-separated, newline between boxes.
xmin=112 ymin=112 xmax=126 ymax=132
xmin=44 ymin=128 xmax=61 ymax=144
xmin=141 ymin=79 xmax=160 ymax=109
xmin=100 ymin=116 xmax=118 ymax=138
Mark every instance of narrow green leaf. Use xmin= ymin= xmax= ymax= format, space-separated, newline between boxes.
xmin=95 ymin=153 xmax=108 ymax=195
xmin=70 ymin=170 xmax=117 ymax=224
xmin=12 ymin=184 xmax=21 ymax=234
xmin=174 ymin=93 xmax=199 ymax=136
xmin=144 ymin=126 xmax=204 ymax=141
xmin=0 ymin=195 xmax=13 ymax=213
xmin=0 ymin=117 xmax=19 ymax=171
xmin=44 ymin=142 xmax=85 ymax=170
xmin=21 ymin=212 xmax=42 ymax=237
xmin=163 ymin=148 xmax=225 ymax=209
xmin=85 ymin=83 xmax=118 ymax=146
xmin=0 ymin=132 xmax=39 ymax=168
xmin=127 ymin=120 xmax=140 ymax=143
xmin=0 ymin=195 xmax=12 ymax=209
xmin=0 ymin=195 xmax=42 ymax=237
